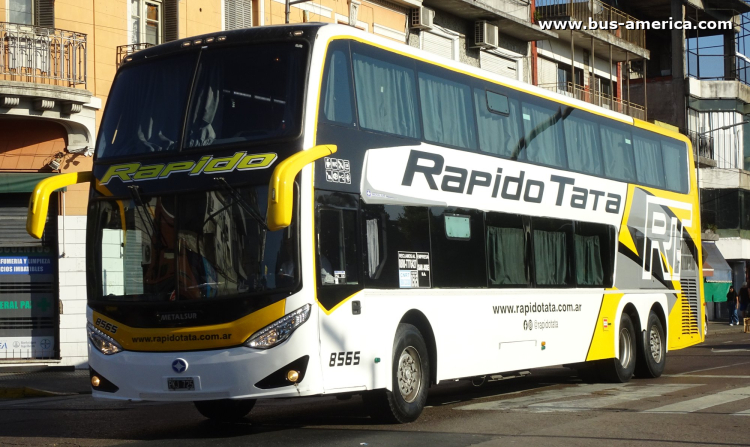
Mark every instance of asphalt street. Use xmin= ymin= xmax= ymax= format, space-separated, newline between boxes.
xmin=1 ymin=328 xmax=750 ymax=446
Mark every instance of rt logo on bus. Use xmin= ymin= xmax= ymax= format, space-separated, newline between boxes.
xmin=172 ymin=358 xmax=188 ymax=373
xmin=642 ymin=196 xmax=693 ymax=281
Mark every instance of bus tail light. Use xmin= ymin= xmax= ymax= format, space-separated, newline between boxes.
xmin=87 ymin=323 xmax=123 ymax=355
xmin=244 ymin=304 xmax=311 ymax=349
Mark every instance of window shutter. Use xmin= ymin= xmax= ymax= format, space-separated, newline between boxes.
xmin=34 ymin=0 xmax=55 ymax=28
xmin=480 ymin=51 xmax=518 ymax=80
xmin=538 ymin=57 xmax=557 ymax=86
xmin=225 ymin=0 xmax=252 ymax=31
xmin=164 ymin=0 xmax=179 ymax=42
xmin=422 ymin=31 xmax=453 ymax=60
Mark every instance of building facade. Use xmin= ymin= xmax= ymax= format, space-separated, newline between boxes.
xmin=5 ymin=0 xmax=738 ymax=367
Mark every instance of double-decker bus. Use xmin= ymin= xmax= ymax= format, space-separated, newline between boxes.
xmin=26 ymin=23 xmax=704 ymax=423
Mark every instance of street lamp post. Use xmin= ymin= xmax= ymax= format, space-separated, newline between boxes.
xmin=286 ymin=0 xmax=315 ymax=24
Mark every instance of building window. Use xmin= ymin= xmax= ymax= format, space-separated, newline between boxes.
xmin=224 ymin=0 xmax=252 ymax=31
xmin=8 ymin=0 xmax=32 ymax=25
xmin=131 ymin=0 xmax=162 ymax=45
xmin=421 ymin=28 xmax=458 ymax=61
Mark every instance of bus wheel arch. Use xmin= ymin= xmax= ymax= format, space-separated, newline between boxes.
xmin=399 ymin=310 xmax=437 ymax=386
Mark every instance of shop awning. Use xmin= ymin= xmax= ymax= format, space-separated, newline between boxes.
xmin=702 ymin=241 xmax=732 ymax=283
xmin=0 ymin=173 xmax=59 ymax=193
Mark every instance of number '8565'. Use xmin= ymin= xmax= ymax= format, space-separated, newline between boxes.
xmin=329 ymin=351 xmax=360 ymax=367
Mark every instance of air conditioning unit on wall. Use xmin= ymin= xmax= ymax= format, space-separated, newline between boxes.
xmin=474 ymin=21 xmax=499 ymax=49
xmin=411 ymin=7 xmax=434 ymax=30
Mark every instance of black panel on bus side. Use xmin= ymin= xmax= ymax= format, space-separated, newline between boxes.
xmin=315 ymin=122 xmax=418 ymax=195
xmin=428 ymin=207 xmax=487 ymax=288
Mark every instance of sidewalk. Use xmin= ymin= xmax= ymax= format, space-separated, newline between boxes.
xmin=708 ymin=319 xmax=749 ymax=336
xmin=0 ymin=368 xmax=90 ymax=397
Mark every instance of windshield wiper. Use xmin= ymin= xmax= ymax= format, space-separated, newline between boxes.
xmin=212 ymin=178 xmax=269 ymax=231
xmin=127 ymin=185 xmax=169 ymax=249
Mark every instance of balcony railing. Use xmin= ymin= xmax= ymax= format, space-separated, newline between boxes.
xmin=0 ymin=22 xmax=86 ymax=88
xmin=538 ymin=81 xmax=646 ymax=120
xmin=116 ymin=43 xmax=154 ymax=66
xmin=687 ymin=131 xmax=715 ymax=161
xmin=536 ymin=0 xmax=646 ymax=49
xmin=687 ymin=50 xmax=750 ymax=87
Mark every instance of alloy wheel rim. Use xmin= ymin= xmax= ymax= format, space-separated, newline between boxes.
xmin=397 ymin=346 xmax=422 ymax=403
xmin=649 ymin=324 xmax=662 ymax=363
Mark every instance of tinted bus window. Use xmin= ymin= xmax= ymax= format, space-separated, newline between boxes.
xmin=600 ymin=124 xmax=636 ymax=182
xmin=519 ymin=101 xmax=567 ymax=169
xmin=662 ymin=139 xmax=689 ymax=193
xmin=574 ymin=222 xmax=614 ymax=287
xmin=97 ymin=53 xmax=197 ymax=159
xmin=633 ymin=132 xmax=665 ymax=188
xmin=352 ymin=44 xmax=420 ymax=139
xmin=532 ymin=218 xmax=574 ymax=286
xmin=474 ymin=88 xmax=522 ymax=158
xmin=184 ymin=42 xmax=307 ymax=148
xmin=321 ymin=40 xmax=354 ymax=125
xmin=563 ymin=109 xmax=603 ymax=176
xmin=429 ymin=207 xmax=485 ymax=288
xmin=418 ymin=68 xmax=477 ymax=150
xmin=486 ymin=213 xmax=529 ymax=287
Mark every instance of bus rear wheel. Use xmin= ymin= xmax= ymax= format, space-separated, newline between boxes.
xmin=635 ymin=311 xmax=666 ymax=378
xmin=363 ymin=323 xmax=429 ymax=424
xmin=194 ymin=399 xmax=255 ymax=422
xmin=598 ymin=313 xmax=636 ymax=383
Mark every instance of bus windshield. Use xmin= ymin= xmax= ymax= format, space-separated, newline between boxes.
xmin=89 ymin=184 xmax=298 ymax=302
xmin=96 ymin=42 xmax=308 ymax=159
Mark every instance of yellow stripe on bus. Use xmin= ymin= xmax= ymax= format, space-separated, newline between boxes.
xmin=92 ymin=300 xmax=285 ymax=352
xmin=586 ymin=292 xmax=622 ymax=361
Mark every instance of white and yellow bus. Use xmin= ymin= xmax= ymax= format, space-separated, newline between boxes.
xmin=26 ymin=23 xmax=704 ymax=423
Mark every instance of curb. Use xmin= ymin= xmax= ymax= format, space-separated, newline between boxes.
xmin=0 ymin=387 xmax=74 ymax=399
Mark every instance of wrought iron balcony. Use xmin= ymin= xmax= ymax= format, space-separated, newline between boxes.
xmin=537 ymin=81 xmax=646 ymax=120
xmin=536 ymin=0 xmax=646 ymax=49
xmin=116 ymin=43 xmax=154 ymax=66
xmin=0 ymin=22 xmax=86 ymax=88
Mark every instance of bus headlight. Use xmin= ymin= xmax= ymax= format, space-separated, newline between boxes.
xmin=87 ymin=323 xmax=123 ymax=355
xmin=244 ymin=304 xmax=311 ymax=349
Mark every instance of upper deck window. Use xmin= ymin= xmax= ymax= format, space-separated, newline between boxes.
xmin=352 ymin=44 xmax=420 ymax=139
xmin=96 ymin=53 xmax=196 ymax=159
xmin=96 ymin=42 xmax=307 ymax=160
xmin=184 ymin=43 xmax=307 ymax=148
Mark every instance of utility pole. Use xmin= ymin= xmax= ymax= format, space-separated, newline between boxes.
xmin=286 ymin=0 xmax=315 ymax=24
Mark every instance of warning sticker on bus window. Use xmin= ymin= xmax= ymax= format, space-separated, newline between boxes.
xmin=397 ymin=251 xmax=431 ymax=288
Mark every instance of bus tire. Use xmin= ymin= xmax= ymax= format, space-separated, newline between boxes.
xmin=635 ymin=311 xmax=666 ymax=378
xmin=194 ymin=399 xmax=255 ymax=422
xmin=598 ymin=313 xmax=636 ymax=383
xmin=362 ymin=323 xmax=429 ymax=424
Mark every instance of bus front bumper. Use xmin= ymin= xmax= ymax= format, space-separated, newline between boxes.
xmin=88 ymin=342 xmax=320 ymax=402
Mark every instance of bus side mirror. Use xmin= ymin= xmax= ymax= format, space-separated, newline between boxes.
xmin=27 ymin=171 xmax=94 ymax=239
xmin=267 ymin=144 xmax=337 ymax=231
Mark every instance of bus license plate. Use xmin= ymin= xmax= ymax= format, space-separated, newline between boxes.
xmin=167 ymin=378 xmax=195 ymax=391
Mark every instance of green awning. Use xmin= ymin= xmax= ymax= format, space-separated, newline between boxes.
xmin=0 ymin=173 xmax=60 ymax=193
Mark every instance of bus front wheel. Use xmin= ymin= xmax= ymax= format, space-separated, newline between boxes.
xmin=598 ymin=313 xmax=636 ymax=383
xmin=362 ymin=323 xmax=430 ymax=423
xmin=194 ymin=399 xmax=255 ymax=422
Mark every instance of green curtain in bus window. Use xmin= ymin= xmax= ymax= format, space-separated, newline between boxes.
xmin=633 ymin=135 xmax=665 ymax=188
xmin=487 ymin=226 xmax=528 ymax=285
xmin=662 ymin=140 xmax=689 ymax=193
xmin=520 ymin=103 xmax=566 ymax=168
xmin=418 ymin=72 xmax=477 ymax=150
xmin=473 ymin=88 xmax=521 ymax=158
xmin=533 ymin=229 xmax=567 ymax=285
xmin=353 ymin=53 xmax=420 ymax=138
xmin=323 ymin=50 xmax=353 ymax=124
xmin=563 ymin=113 xmax=602 ymax=175
xmin=575 ymin=234 xmax=604 ymax=286
xmin=600 ymin=125 xmax=636 ymax=182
